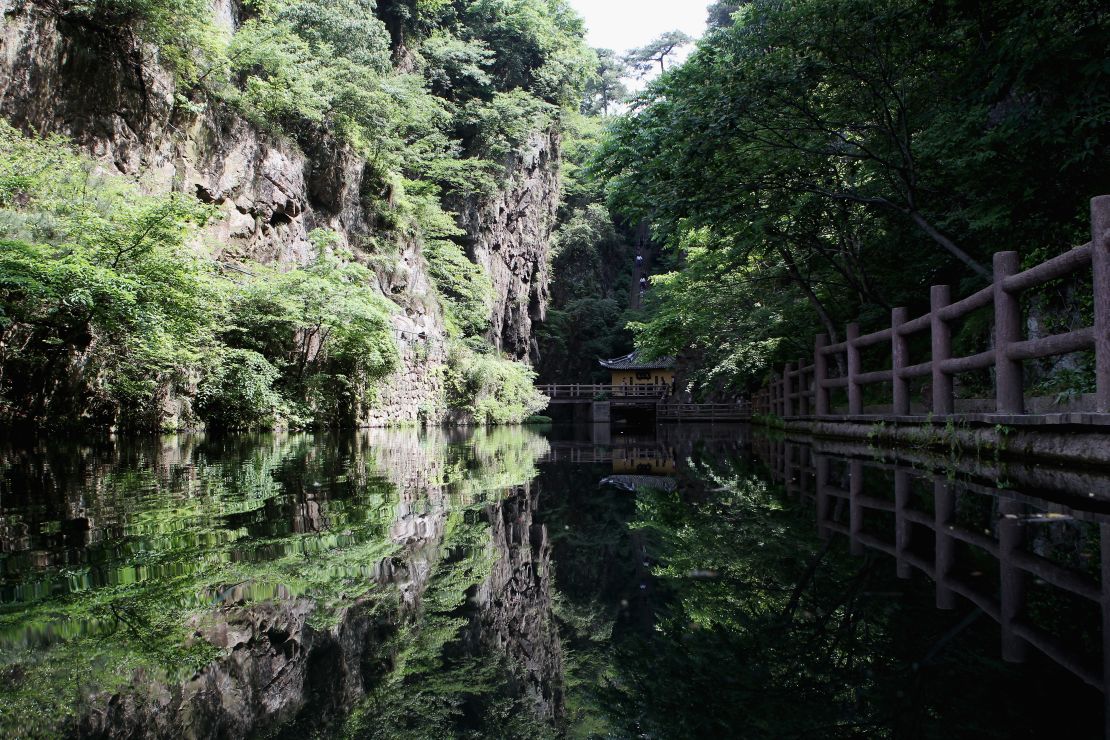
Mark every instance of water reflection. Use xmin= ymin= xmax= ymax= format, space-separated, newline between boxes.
xmin=754 ymin=435 xmax=1108 ymax=736
xmin=0 ymin=427 xmax=557 ymax=737
xmin=0 ymin=425 xmax=1104 ymax=737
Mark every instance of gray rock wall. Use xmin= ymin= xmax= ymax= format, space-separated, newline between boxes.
xmin=453 ymin=130 xmax=561 ymax=363
xmin=0 ymin=0 xmax=557 ymax=426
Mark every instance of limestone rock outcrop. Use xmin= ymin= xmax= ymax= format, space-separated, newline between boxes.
xmin=0 ymin=0 xmax=562 ymax=424
xmin=452 ymin=130 xmax=561 ymax=363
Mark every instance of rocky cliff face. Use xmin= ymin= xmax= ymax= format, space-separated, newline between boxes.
xmin=79 ymin=596 xmax=398 ymax=739
xmin=472 ymin=483 xmax=565 ymax=722
xmin=62 ymin=432 xmax=559 ymax=738
xmin=0 ymin=0 xmax=560 ymax=422
xmin=453 ymin=130 xmax=561 ymax=363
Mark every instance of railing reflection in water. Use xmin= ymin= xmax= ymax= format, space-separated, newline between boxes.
xmin=756 ymin=437 xmax=1109 ymax=718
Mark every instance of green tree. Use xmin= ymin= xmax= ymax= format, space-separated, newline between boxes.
xmin=444 ymin=343 xmax=548 ymax=425
xmin=221 ymin=239 xmax=400 ymax=427
xmin=597 ymin=0 xmax=1109 ymax=393
xmin=0 ymin=121 xmax=217 ymax=428
xmin=623 ymin=30 xmax=692 ymax=77
xmin=582 ymin=48 xmax=629 ymax=116
xmin=706 ymin=1 xmax=744 ymax=30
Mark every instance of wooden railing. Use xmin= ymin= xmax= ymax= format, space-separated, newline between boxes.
xmin=539 ymin=384 xmax=670 ymax=401
xmin=754 ymin=196 xmax=1110 ymax=419
xmin=657 ymin=403 xmax=751 ymax=420
xmin=755 ymin=438 xmax=1110 ymax=694
xmin=542 ymin=443 xmax=674 ymax=464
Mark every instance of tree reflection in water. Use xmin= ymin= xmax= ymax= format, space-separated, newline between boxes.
xmin=541 ymin=427 xmax=1104 ymax=738
xmin=0 ymin=426 xmax=1104 ymax=737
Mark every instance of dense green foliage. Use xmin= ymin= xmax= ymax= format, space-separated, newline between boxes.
xmin=444 ymin=341 xmax=547 ymax=424
xmin=422 ymin=238 xmax=493 ymax=337
xmin=196 ymin=0 xmax=592 ymax=208
xmin=219 ymin=243 xmax=400 ymax=427
xmin=598 ymin=0 xmax=1110 ymax=397
xmin=537 ymin=202 xmax=637 ymax=383
xmin=535 ymin=114 xmax=641 ymax=384
xmin=580 ymin=49 xmax=628 ymax=117
xmin=3 ymin=0 xmax=605 ymax=428
xmin=0 ymin=123 xmax=399 ymax=429
xmin=0 ymin=121 xmax=218 ymax=428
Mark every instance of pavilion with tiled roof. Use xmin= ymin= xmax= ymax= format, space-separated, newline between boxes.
xmin=599 ymin=352 xmax=676 ymax=388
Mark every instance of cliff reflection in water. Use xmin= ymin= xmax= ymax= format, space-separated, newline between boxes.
xmin=0 ymin=425 xmax=1106 ymax=737
xmin=0 ymin=427 xmax=562 ymax=737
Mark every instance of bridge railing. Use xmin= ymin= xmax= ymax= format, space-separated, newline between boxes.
xmin=539 ymin=384 xmax=670 ymax=400
xmin=657 ymin=403 xmax=751 ymax=419
xmin=754 ymin=195 xmax=1110 ymax=419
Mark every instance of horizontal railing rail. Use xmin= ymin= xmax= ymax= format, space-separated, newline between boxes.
xmin=657 ymin=403 xmax=751 ymax=419
xmin=539 ymin=384 xmax=671 ymax=399
xmin=753 ymin=195 xmax=1110 ymax=420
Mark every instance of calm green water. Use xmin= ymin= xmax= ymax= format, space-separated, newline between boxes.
xmin=0 ymin=425 xmax=1104 ymax=738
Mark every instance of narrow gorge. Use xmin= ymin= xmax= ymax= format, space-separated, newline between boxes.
xmin=0 ymin=0 xmax=573 ymax=431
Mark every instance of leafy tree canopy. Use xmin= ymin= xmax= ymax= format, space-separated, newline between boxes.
xmin=623 ymin=30 xmax=692 ymax=77
xmin=597 ymin=0 xmax=1109 ymax=394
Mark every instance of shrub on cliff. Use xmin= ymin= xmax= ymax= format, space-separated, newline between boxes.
xmin=195 ymin=348 xmax=283 ymax=429
xmin=0 ymin=122 xmax=402 ymax=430
xmin=444 ymin=342 xmax=547 ymax=425
xmin=65 ymin=0 xmax=227 ymax=83
xmin=217 ymin=0 xmax=589 ymax=202
xmin=0 ymin=120 xmax=218 ymax=429
xmin=219 ymin=234 xmax=400 ymax=427
xmin=422 ymin=237 xmax=493 ymax=337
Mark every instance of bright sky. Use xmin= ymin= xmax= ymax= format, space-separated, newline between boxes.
xmin=568 ymin=0 xmax=710 ymax=56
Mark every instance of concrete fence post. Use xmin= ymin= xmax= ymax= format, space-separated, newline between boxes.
xmin=780 ymin=368 xmax=787 ymax=416
xmin=1093 ymin=196 xmax=1110 ymax=413
xmin=892 ymin=307 xmax=909 ymax=415
xmin=815 ymin=334 xmax=829 ymax=417
xmin=772 ymin=373 xmax=779 ymax=417
xmin=783 ymin=362 xmax=794 ymax=418
xmin=847 ymin=323 xmax=862 ymax=415
xmin=994 ymin=251 xmax=1024 ymax=414
xmin=779 ymin=369 xmax=787 ymax=416
xmin=798 ymin=357 xmax=809 ymax=416
xmin=774 ymin=367 xmax=781 ymax=417
xmin=772 ymin=370 xmax=781 ymax=417
xmin=930 ymin=285 xmax=954 ymax=415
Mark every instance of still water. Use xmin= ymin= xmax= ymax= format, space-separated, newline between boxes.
xmin=0 ymin=424 xmax=1104 ymax=738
